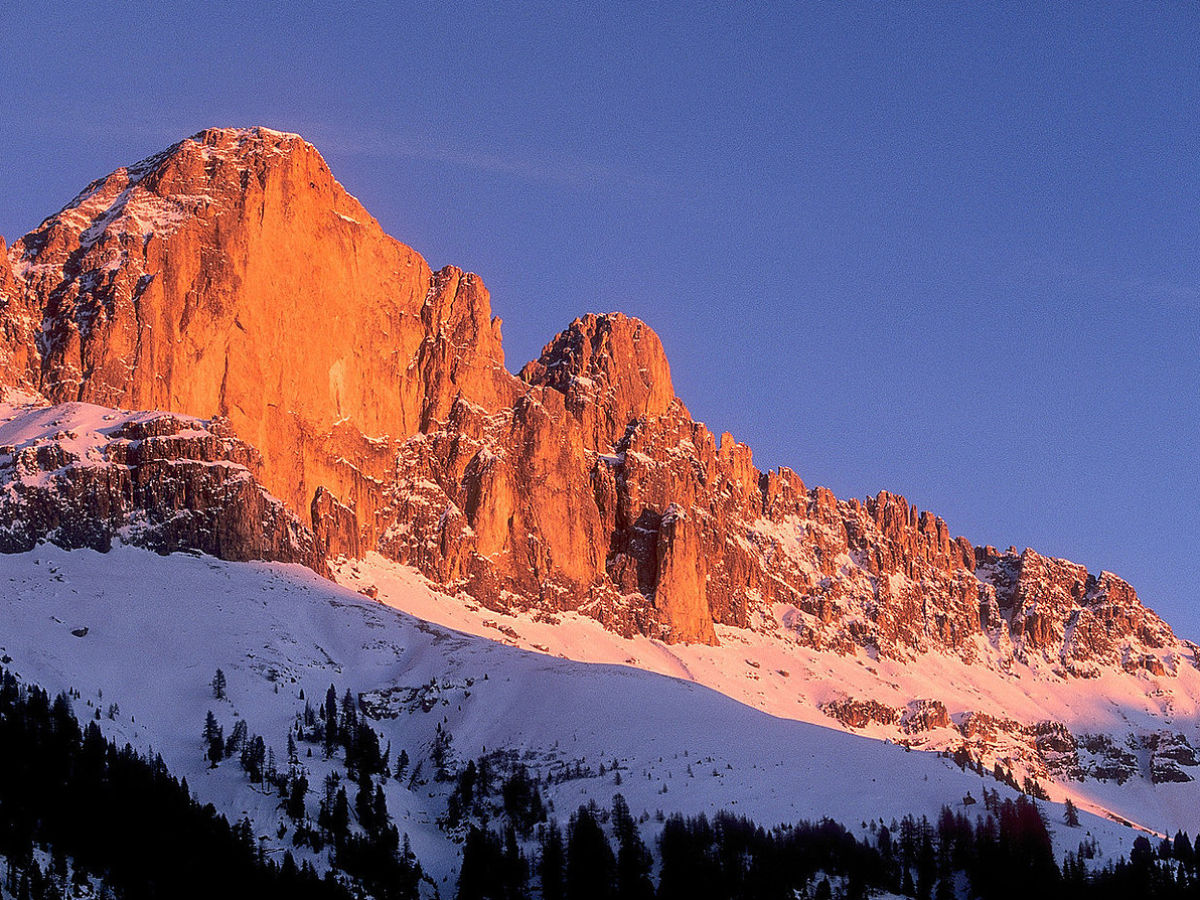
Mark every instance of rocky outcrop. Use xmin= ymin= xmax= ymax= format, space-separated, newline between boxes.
xmin=653 ymin=505 xmax=716 ymax=644
xmin=820 ymin=698 xmax=902 ymax=729
xmin=1077 ymin=734 xmax=1143 ymax=784
xmin=519 ymin=312 xmax=675 ymax=450
xmin=1146 ymin=732 xmax=1200 ymax=784
xmin=902 ymin=699 xmax=951 ymax=733
xmin=0 ymin=127 xmax=1186 ymax=660
xmin=0 ymin=399 xmax=323 ymax=571
xmin=822 ymin=697 xmax=953 ymax=736
xmin=6 ymin=127 xmax=516 ymax=541
xmin=0 ymin=238 xmax=11 ymax=295
xmin=978 ymin=548 xmax=1180 ymax=675
xmin=311 ymin=485 xmax=361 ymax=561
xmin=0 ymin=236 xmax=40 ymax=392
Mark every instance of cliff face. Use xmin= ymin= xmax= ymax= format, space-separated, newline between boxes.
xmin=0 ymin=399 xmax=322 ymax=571
xmin=5 ymin=127 xmax=515 ymax=540
xmin=0 ymin=236 xmax=41 ymax=392
xmin=0 ymin=128 xmax=1186 ymax=667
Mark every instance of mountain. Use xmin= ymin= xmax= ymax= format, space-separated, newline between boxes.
xmin=2 ymin=127 xmax=1180 ymax=653
xmin=2 ymin=127 xmax=514 ymax=536
xmin=3 ymin=127 xmax=1199 ymax=836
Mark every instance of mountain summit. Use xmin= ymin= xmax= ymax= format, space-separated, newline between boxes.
xmin=0 ymin=128 xmax=1187 ymax=675
xmin=3 ymin=126 xmax=513 ymax=521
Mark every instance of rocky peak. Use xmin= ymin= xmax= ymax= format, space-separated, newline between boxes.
xmin=13 ymin=127 xmax=324 ymax=284
xmin=520 ymin=312 xmax=676 ymax=451
xmin=1 ymin=129 xmax=1186 ymax=671
xmin=4 ymin=126 xmax=517 ymax=536
xmin=969 ymin=546 xmax=1181 ymax=675
xmin=0 ymin=236 xmax=40 ymax=392
xmin=0 ymin=236 xmax=13 ymax=295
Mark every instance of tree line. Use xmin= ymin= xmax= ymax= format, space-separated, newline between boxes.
xmin=458 ymin=789 xmax=1200 ymax=900
xmin=0 ymin=667 xmax=349 ymax=900
xmin=206 ymin=678 xmax=424 ymax=900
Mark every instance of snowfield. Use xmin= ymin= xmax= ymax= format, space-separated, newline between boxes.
xmin=0 ymin=545 xmax=1143 ymax=886
xmin=335 ymin=552 xmax=1200 ymax=841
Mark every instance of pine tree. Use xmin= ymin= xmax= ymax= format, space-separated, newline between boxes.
xmin=457 ymin=827 xmax=498 ymax=900
xmin=1063 ymin=797 xmax=1080 ymax=827
xmin=566 ymin=804 xmax=615 ymax=900
xmin=320 ymin=771 xmax=340 ymax=824
xmin=339 ymin=688 xmax=358 ymax=754
xmin=211 ymin=668 xmax=227 ymax=700
xmin=355 ymin=768 xmax=375 ymax=831
xmin=224 ymin=719 xmax=247 ymax=758
xmin=286 ymin=774 xmax=309 ymax=821
xmin=323 ymin=684 xmax=338 ymax=753
xmin=539 ymin=820 xmax=566 ymax=900
xmin=203 ymin=711 xmax=224 ymax=767
xmin=501 ymin=764 xmax=545 ymax=834
xmin=1173 ymin=830 xmax=1194 ymax=866
xmin=503 ymin=823 xmax=529 ymax=899
xmin=241 ymin=734 xmax=267 ymax=782
xmin=432 ymin=723 xmax=453 ymax=780
xmin=373 ymin=785 xmax=389 ymax=831
xmin=203 ymin=711 xmax=219 ymax=744
xmin=611 ymin=794 xmax=653 ymax=900
xmin=331 ymin=787 xmax=351 ymax=838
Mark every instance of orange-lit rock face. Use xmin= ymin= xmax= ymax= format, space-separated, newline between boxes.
xmin=8 ymin=127 xmax=515 ymax=533
xmin=654 ymin=504 xmax=716 ymax=644
xmin=520 ymin=312 xmax=675 ymax=450
xmin=0 ymin=236 xmax=41 ymax=391
xmin=1 ymin=127 xmax=1183 ymax=660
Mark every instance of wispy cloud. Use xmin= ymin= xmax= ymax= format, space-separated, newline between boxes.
xmin=8 ymin=111 xmax=639 ymax=193
xmin=306 ymin=127 xmax=637 ymax=192
xmin=1003 ymin=254 xmax=1200 ymax=313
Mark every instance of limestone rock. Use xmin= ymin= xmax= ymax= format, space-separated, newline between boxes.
xmin=0 ymin=399 xmax=322 ymax=571
xmin=901 ymin=699 xmax=951 ymax=733
xmin=820 ymin=698 xmax=902 ymax=729
xmin=520 ymin=312 xmax=675 ymax=450
xmin=1 ymin=127 xmax=1186 ymax=666
xmin=0 ymin=236 xmax=41 ymax=391
xmin=1147 ymin=731 xmax=1200 ymax=783
xmin=7 ymin=127 xmax=516 ymax=544
xmin=1077 ymin=734 xmax=1141 ymax=784
xmin=653 ymin=504 xmax=716 ymax=645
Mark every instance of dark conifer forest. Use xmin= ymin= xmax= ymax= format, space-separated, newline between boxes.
xmin=4 ymin=663 xmax=1200 ymax=900
xmin=457 ymin=794 xmax=1200 ymax=900
xmin=0 ymin=668 xmax=347 ymax=900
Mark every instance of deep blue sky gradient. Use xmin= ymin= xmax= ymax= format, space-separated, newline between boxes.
xmin=3 ymin=4 xmax=1198 ymax=634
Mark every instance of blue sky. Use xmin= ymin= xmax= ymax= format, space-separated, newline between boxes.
xmin=3 ymin=3 xmax=1198 ymax=635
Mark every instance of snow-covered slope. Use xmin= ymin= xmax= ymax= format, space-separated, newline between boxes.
xmin=2 ymin=390 xmax=1195 ymax=868
xmin=0 ymin=545 xmax=1135 ymax=888
xmin=335 ymin=552 xmax=1200 ymax=839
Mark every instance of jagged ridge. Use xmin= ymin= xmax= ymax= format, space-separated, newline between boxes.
xmin=0 ymin=128 xmax=1185 ymax=684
